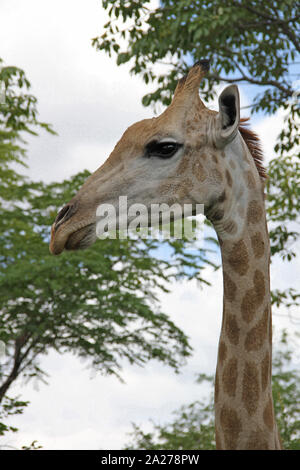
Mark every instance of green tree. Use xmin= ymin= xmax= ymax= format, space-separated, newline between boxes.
xmin=0 ymin=59 xmax=56 ymax=435
xmin=125 ymin=333 xmax=300 ymax=450
xmin=0 ymin=58 xmax=55 ymax=201
xmin=95 ymin=1 xmax=299 ymax=112
xmin=272 ymin=332 xmax=300 ymax=449
xmin=0 ymin=60 xmax=215 ymax=437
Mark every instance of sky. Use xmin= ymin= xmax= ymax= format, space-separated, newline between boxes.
xmin=0 ymin=0 xmax=299 ymax=450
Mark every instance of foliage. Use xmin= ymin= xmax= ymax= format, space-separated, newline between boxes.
xmin=0 ymin=396 xmax=29 ymax=436
xmin=21 ymin=440 xmax=43 ymax=450
xmin=95 ymin=0 xmax=299 ymax=114
xmin=266 ymin=155 xmax=300 ymax=261
xmin=272 ymin=331 xmax=300 ymax=449
xmin=0 ymin=58 xmax=55 ymax=201
xmin=125 ymin=332 xmax=300 ymax=450
xmin=0 ymin=60 xmax=215 ymax=436
xmin=266 ymin=153 xmax=300 ymax=310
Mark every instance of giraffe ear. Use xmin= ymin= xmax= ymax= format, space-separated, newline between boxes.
xmin=216 ymin=85 xmax=240 ymax=147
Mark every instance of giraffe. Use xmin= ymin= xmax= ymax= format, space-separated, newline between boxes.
xmin=49 ymin=60 xmax=281 ymax=450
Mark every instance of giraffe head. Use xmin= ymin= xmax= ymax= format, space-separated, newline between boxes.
xmin=50 ymin=61 xmax=256 ymax=255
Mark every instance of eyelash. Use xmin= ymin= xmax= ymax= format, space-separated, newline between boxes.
xmin=145 ymin=141 xmax=183 ymax=159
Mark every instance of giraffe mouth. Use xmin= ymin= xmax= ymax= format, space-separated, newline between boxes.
xmin=49 ymin=222 xmax=96 ymax=255
xmin=65 ymin=223 xmax=96 ymax=251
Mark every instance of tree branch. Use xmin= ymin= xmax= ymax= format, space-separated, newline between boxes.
xmin=211 ymin=45 xmax=294 ymax=97
xmin=279 ymin=22 xmax=300 ymax=53
xmin=0 ymin=332 xmax=31 ymax=404
xmin=231 ymin=1 xmax=281 ymax=23
xmin=230 ymin=1 xmax=300 ymax=52
xmin=210 ymin=71 xmax=293 ymax=96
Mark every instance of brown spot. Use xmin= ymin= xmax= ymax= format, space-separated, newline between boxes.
xmin=246 ymin=429 xmax=269 ymax=450
xmin=242 ymin=361 xmax=260 ymax=416
xmin=193 ymin=145 xmax=207 ymax=157
xmin=193 ymin=160 xmax=206 ymax=182
xmin=212 ymin=154 xmax=218 ymax=164
xmin=247 ymin=200 xmax=263 ymax=224
xmin=159 ymin=180 xmax=174 ymax=196
xmin=196 ymin=133 xmax=206 ymax=145
xmin=241 ymin=271 xmax=266 ymax=324
xmin=220 ymin=406 xmax=242 ymax=449
xmin=187 ymin=124 xmax=197 ymax=132
xmin=228 ymin=240 xmax=249 ymax=275
xmin=178 ymin=177 xmax=193 ymax=198
xmin=261 ymin=351 xmax=270 ymax=392
xmin=263 ymin=397 xmax=274 ymax=431
xmin=251 ymin=232 xmax=265 ymax=258
xmin=223 ymin=272 xmax=237 ymax=302
xmin=225 ymin=169 xmax=233 ymax=187
xmin=244 ymin=170 xmax=256 ymax=189
xmin=222 ymin=357 xmax=238 ymax=397
xmin=225 ymin=314 xmax=240 ymax=345
xmin=177 ymin=154 xmax=190 ymax=175
xmin=211 ymin=168 xmax=223 ymax=183
xmin=253 ymin=270 xmax=265 ymax=305
xmin=241 ymin=289 xmax=256 ymax=323
xmin=159 ymin=177 xmax=192 ymax=200
xmin=218 ymin=340 xmax=227 ymax=366
xmin=245 ymin=307 xmax=269 ymax=351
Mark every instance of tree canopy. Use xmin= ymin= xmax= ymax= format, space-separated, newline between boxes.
xmin=95 ymin=1 xmax=299 ymax=116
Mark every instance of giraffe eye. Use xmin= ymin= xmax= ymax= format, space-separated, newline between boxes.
xmin=146 ymin=141 xmax=183 ymax=159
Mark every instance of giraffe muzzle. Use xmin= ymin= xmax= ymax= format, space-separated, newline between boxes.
xmin=50 ymin=200 xmax=98 ymax=255
xmin=54 ymin=202 xmax=78 ymax=232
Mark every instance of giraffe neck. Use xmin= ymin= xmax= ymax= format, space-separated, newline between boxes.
xmin=211 ymin=175 xmax=281 ymax=449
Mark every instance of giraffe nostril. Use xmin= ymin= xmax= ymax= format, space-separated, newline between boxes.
xmin=55 ymin=203 xmax=77 ymax=227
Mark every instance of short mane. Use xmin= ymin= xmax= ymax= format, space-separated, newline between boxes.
xmin=239 ymin=117 xmax=267 ymax=179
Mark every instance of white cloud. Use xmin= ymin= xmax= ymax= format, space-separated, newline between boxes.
xmin=0 ymin=0 xmax=155 ymax=183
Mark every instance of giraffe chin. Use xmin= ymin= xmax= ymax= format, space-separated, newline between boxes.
xmin=65 ymin=223 xmax=96 ymax=251
xmin=50 ymin=223 xmax=96 ymax=255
